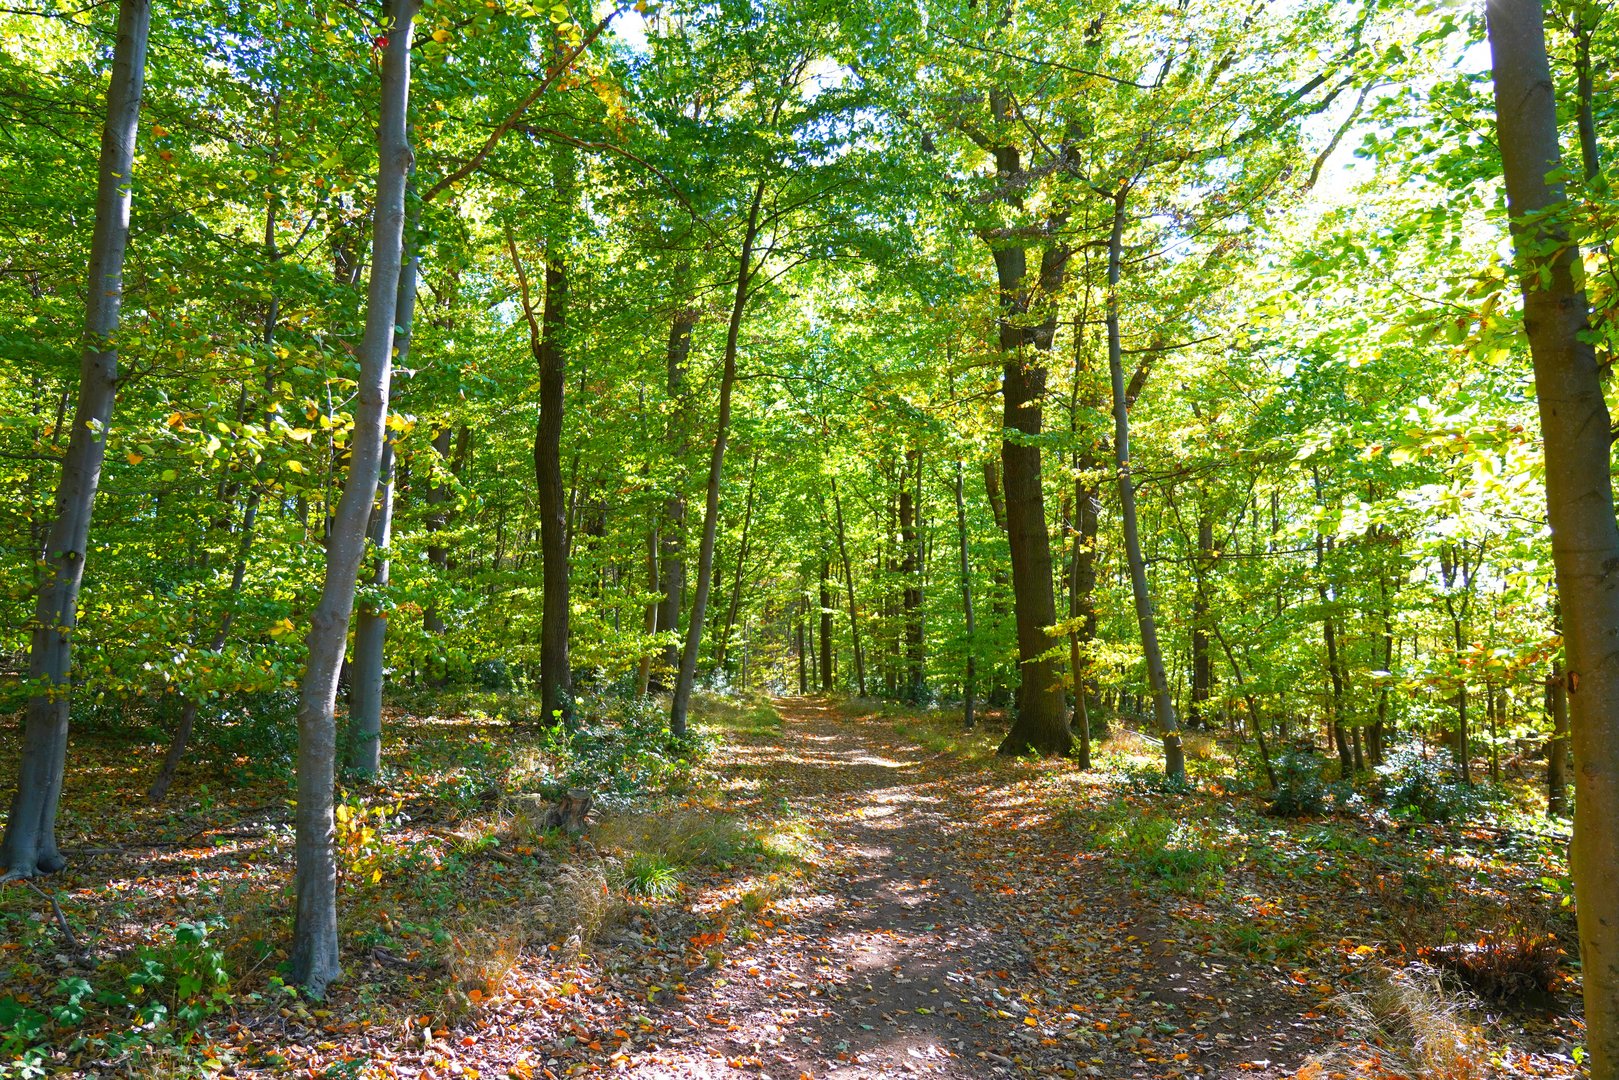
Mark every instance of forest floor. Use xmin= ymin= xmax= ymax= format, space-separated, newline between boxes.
xmin=0 ymin=693 xmax=1589 ymax=1079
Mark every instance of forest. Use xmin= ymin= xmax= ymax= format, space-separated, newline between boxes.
xmin=2 ymin=0 xmax=1617 ymax=1076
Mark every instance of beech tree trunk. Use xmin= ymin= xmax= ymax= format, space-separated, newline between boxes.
xmin=955 ymin=460 xmax=977 ymax=730
xmin=289 ymin=0 xmax=418 ymax=995
xmin=819 ymin=559 xmax=834 ymax=692
xmin=900 ymin=448 xmax=924 ymax=700
xmin=831 ymin=476 xmax=866 ymax=696
xmin=348 ymin=247 xmax=417 ymax=775
xmin=1189 ymin=514 xmax=1213 ymax=730
xmin=1488 ymin=4 xmax=1619 ymax=1071
xmin=671 ymin=179 xmax=765 ymax=736
xmin=1 ymin=0 xmax=151 ymax=879
xmin=1103 ymin=191 xmax=1184 ymax=781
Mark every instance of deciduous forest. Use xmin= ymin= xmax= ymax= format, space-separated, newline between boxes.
xmin=2 ymin=0 xmax=1617 ymax=1076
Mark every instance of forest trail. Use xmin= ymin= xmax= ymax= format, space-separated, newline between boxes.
xmin=623 ymin=698 xmax=1327 ymax=1079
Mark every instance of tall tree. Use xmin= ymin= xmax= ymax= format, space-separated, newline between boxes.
xmin=1 ymin=0 xmax=152 ymax=879
xmin=289 ymin=0 xmax=420 ymax=995
xmin=1488 ymin=1 xmax=1619 ymax=1070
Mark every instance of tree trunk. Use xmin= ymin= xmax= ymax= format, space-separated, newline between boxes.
xmin=1103 ymin=192 xmax=1184 ymax=780
xmin=1 ymin=0 xmax=151 ymax=879
xmin=1189 ymin=513 xmax=1213 ymax=730
xmin=1488 ymin=5 xmax=1619 ymax=1071
xmin=820 ymin=558 xmax=834 ymax=692
xmin=348 ymin=246 xmax=417 ymax=774
xmin=994 ymin=237 xmax=1072 ymax=757
xmin=900 ymin=448 xmax=923 ymax=700
xmin=289 ymin=0 xmax=418 ymax=995
xmin=656 ymin=290 xmax=697 ymax=683
xmin=536 ymin=192 xmax=573 ymax=722
xmin=796 ymin=602 xmax=808 ymax=694
xmin=955 ymin=461 xmax=977 ymax=731
xmin=714 ymin=449 xmax=760 ymax=671
xmin=670 ymin=179 xmax=765 ymax=736
xmin=1549 ymin=662 xmax=1571 ymax=816
xmin=831 ymin=476 xmax=867 ymax=697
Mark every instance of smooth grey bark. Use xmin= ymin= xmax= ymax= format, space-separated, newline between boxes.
xmin=1488 ymin=3 xmax=1619 ymax=1069
xmin=670 ymin=179 xmax=765 ymax=737
xmin=1 ymin=0 xmax=151 ymax=879
xmin=290 ymin=0 xmax=418 ymax=995
xmin=348 ymin=247 xmax=416 ymax=776
xmin=954 ymin=461 xmax=976 ymax=730
xmin=1104 ymin=190 xmax=1184 ymax=782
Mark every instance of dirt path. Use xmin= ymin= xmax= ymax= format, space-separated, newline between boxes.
xmin=621 ymin=698 xmax=1329 ymax=1079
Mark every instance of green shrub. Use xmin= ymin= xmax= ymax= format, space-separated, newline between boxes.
xmin=1376 ymin=748 xmax=1482 ymax=823
xmin=1267 ymin=748 xmax=1329 ymax=817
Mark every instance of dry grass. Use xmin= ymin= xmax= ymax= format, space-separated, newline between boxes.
xmin=1312 ymin=967 xmax=1491 ymax=1080
xmin=592 ymin=806 xmax=749 ymax=869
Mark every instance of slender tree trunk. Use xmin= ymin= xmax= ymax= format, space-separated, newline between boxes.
xmin=348 ymin=244 xmax=417 ymax=774
xmin=656 ymin=289 xmax=697 ymax=683
xmin=820 ymin=558 xmax=834 ymax=692
xmin=671 ymin=180 xmax=765 ymax=736
xmin=715 ymin=449 xmax=760 ymax=670
xmin=830 ymin=477 xmax=866 ymax=696
xmin=637 ymin=525 xmax=658 ymax=696
xmin=955 ymin=461 xmax=977 ymax=731
xmin=796 ymin=602 xmax=807 ymax=694
xmin=1488 ymin=6 xmax=1619 ymax=1070
xmin=536 ymin=190 xmax=573 ymax=722
xmin=900 ymin=448 xmax=923 ymax=700
xmin=1 ymin=0 xmax=151 ymax=879
xmin=1549 ymin=662 xmax=1571 ymax=816
xmin=289 ymin=0 xmax=418 ymax=994
xmin=1103 ymin=192 xmax=1184 ymax=780
xmin=1189 ymin=514 xmax=1213 ymax=730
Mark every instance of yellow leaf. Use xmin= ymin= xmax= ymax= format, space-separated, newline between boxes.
xmin=286 ymin=460 xmax=307 ymax=474
xmin=152 ymin=123 xmax=169 ymax=138
xmin=126 ymin=451 xmax=143 ymax=465
xmin=432 ymin=27 xmax=450 ymax=42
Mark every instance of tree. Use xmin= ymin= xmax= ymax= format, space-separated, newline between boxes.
xmin=1 ymin=0 xmax=152 ymax=879
xmin=289 ymin=0 xmax=420 ymax=995
xmin=1487 ymin=1 xmax=1619 ymax=1070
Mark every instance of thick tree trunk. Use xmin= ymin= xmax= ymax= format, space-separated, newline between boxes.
xmin=1 ymin=0 xmax=151 ymax=879
xmin=1488 ymin=5 xmax=1619 ymax=1071
xmin=289 ymin=0 xmax=418 ymax=995
xmin=1103 ymin=191 xmax=1184 ymax=781
xmin=348 ymin=248 xmax=416 ymax=775
xmin=955 ymin=461 xmax=977 ymax=730
xmin=796 ymin=603 xmax=807 ymax=694
xmin=993 ymin=237 xmax=1072 ymax=757
xmin=671 ymin=180 xmax=765 ymax=736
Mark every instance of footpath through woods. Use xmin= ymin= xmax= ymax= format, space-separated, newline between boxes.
xmin=623 ymin=698 xmax=1330 ymax=1079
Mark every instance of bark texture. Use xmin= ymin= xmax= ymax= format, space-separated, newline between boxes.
xmin=2 ymin=0 xmax=151 ymax=878
xmin=1488 ymin=3 xmax=1619 ymax=1070
xmin=290 ymin=0 xmax=418 ymax=995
